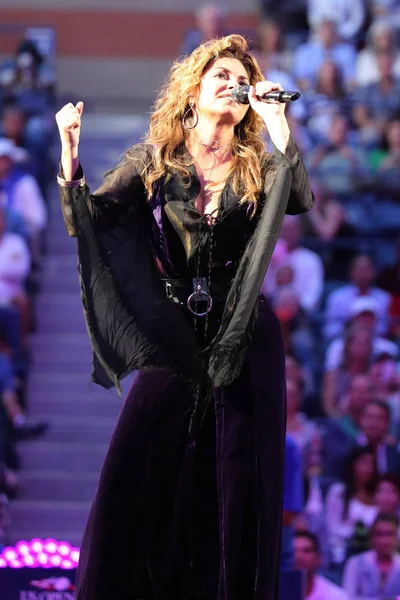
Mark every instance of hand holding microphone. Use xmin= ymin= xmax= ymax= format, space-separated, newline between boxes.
xmin=234 ymin=81 xmax=294 ymax=153
xmin=231 ymin=85 xmax=301 ymax=104
xmin=231 ymin=80 xmax=300 ymax=124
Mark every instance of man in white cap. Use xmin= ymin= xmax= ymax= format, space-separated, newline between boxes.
xmin=0 ymin=137 xmax=47 ymax=262
xmin=324 ymin=254 xmax=391 ymax=341
xmin=0 ymin=204 xmax=30 ymax=308
xmin=325 ymin=296 xmax=398 ymax=374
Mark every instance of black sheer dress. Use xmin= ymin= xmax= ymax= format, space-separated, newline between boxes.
xmin=58 ymin=138 xmax=314 ymax=600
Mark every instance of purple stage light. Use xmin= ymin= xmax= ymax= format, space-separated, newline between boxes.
xmin=3 ymin=548 xmax=18 ymax=562
xmin=10 ymin=559 xmax=23 ymax=568
xmin=57 ymin=542 xmax=72 ymax=557
xmin=70 ymin=548 xmax=80 ymax=565
xmin=0 ymin=539 xmax=79 ymax=569
xmin=30 ymin=539 xmax=44 ymax=554
xmin=37 ymin=552 xmax=49 ymax=566
xmin=49 ymin=555 xmax=62 ymax=567
xmin=15 ymin=541 xmax=30 ymax=556
xmin=43 ymin=538 xmax=58 ymax=554
xmin=22 ymin=555 xmax=36 ymax=567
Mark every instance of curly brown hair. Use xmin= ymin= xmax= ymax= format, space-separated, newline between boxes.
xmin=142 ymin=34 xmax=269 ymax=211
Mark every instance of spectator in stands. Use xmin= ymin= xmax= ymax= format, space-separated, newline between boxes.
xmin=324 ymin=254 xmax=391 ymax=341
xmin=281 ymin=434 xmax=303 ymax=569
xmin=375 ymin=118 xmax=400 ymax=200
xmin=343 ymin=512 xmax=400 ymax=598
xmin=0 ymin=137 xmax=47 ymax=263
xmin=254 ymin=22 xmax=307 ymax=126
xmin=322 ymin=324 xmax=374 ymax=418
xmin=0 ymin=105 xmax=38 ymax=180
xmin=352 ymin=52 xmax=400 ymax=144
xmin=254 ymin=19 xmax=293 ymax=73
xmin=321 ymin=375 xmax=375 ymax=480
xmin=262 ymin=215 xmax=324 ymax=312
xmin=303 ymin=179 xmax=346 ymax=242
xmin=0 ymin=204 xmax=30 ymax=307
xmin=324 ymin=297 xmax=398 ymax=414
xmin=0 ymin=349 xmax=47 ymax=440
xmin=358 ymin=399 xmax=400 ymax=475
xmin=371 ymin=0 xmax=400 ymax=25
xmin=307 ymin=114 xmax=370 ymax=199
xmin=0 ymin=349 xmax=47 ymax=498
xmin=293 ymin=530 xmax=350 ymax=599
xmin=377 ymin=235 xmax=400 ymax=340
xmin=286 ymin=354 xmax=305 ymax=387
xmin=180 ymin=4 xmax=225 ymax=56
xmin=258 ymin=0 xmax=309 ymax=49
xmin=304 ymin=61 xmax=352 ymax=144
xmin=0 ymin=39 xmax=55 ymax=160
xmin=368 ymin=354 xmax=400 ymax=438
xmin=271 ymin=286 xmax=316 ymax=369
xmin=292 ymin=19 xmax=357 ymax=91
xmin=1 ymin=106 xmax=27 ymax=153
xmin=286 ymin=377 xmax=323 ymax=477
xmin=307 ymin=0 xmax=365 ymax=44
xmin=355 ymin=19 xmax=400 ymax=87
xmin=1 ymin=39 xmax=55 ymax=99
xmin=285 ymin=353 xmax=316 ymax=411
xmin=0 ymin=203 xmax=31 ymax=344
xmin=373 ymin=474 xmax=400 ymax=520
xmin=325 ymin=447 xmax=378 ymax=566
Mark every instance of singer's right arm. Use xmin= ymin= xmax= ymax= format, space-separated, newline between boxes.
xmin=58 ymin=143 xmax=152 ymax=237
xmin=61 ymin=144 xmax=80 ymax=182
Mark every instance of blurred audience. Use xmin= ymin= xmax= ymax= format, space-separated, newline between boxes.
xmin=343 ymin=512 xmax=400 ymax=598
xmin=358 ymin=399 xmax=400 ymax=474
xmin=324 ymin=255 xmax=391 ymax=341
xmin=253 ymin=3 xmax=400 ymax=587
xmin=292 ymin=20 xmax=357 ymax=91
xmin=181 ymin=4 xmax=225 ymax=56
xmin=294 ymin=530 xmax=350 ymax=599
xmin=0 ymin=137 xmax=47 ymax=263
xmin=304 ymin=61 xmax=352 ymax=144
xmin=263 ymin=215 xmax=324 ymax=312
xmin=0 ymin=34 xmax=51 ymax=545
xmin=325 ymin=447 xmax=378 ymax=566
xmin=306 ymin=0 xmax=365 ymax=44
xmin=307 ymin=114 xmax=370 ymax=199
xmin=373 ymin=474 xmax=400 ymax=521
xmin=323 ymin=324 xmax=373 ymax=418
xmin=355 ymin=19 xmax=400 ymax=86
xmin=281 ymin=434 xmax=304 ymax=569
xmin=352 ymin=51 xmax=400 ymax=147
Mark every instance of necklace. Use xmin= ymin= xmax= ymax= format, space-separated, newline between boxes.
xmin=199 ymin=139 xmax=232 ymax=153
xmin=193 ymin=130 xmax=233 ymax=154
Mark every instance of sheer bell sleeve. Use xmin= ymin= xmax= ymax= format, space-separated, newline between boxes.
xmin=272 ymin=136 xmax=315 ymax=215
xmin=58 ymin=143 xmax=153 ymax=237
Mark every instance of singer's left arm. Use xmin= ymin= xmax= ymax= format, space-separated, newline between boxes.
xmin=268 ymin=115 xmax=314 ymax=215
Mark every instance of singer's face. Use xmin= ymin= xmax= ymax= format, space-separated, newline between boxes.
xmin=196 ymin=57 xmax=250 ymax=123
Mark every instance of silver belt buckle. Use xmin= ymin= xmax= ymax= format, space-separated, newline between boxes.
xmin=187 ymin=277 xmax=213 ymax=317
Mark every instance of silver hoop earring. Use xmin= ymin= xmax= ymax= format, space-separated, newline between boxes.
xmin=182 ymin=102 xmax=198 ymax=130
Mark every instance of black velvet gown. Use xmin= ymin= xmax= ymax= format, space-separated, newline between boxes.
xmin=58 ymin=138 xmax=314 ymax=600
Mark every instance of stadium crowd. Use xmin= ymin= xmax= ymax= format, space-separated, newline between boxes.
xmin=1 ymin=2 xmax=400 ymax=598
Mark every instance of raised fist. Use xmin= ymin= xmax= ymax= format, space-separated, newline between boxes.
xmin=55 ymin=101 xmax=84 ymax=149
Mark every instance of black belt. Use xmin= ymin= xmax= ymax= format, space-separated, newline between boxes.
xmin=162 ymin=278 xmax=214 ymax=317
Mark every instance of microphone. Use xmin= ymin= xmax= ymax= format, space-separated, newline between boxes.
xmin=231 ymin=85 xmax=301 ymax=105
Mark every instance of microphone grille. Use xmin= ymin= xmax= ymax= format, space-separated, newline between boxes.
xmin=231 ymin=85 xmax=250 ymax=104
